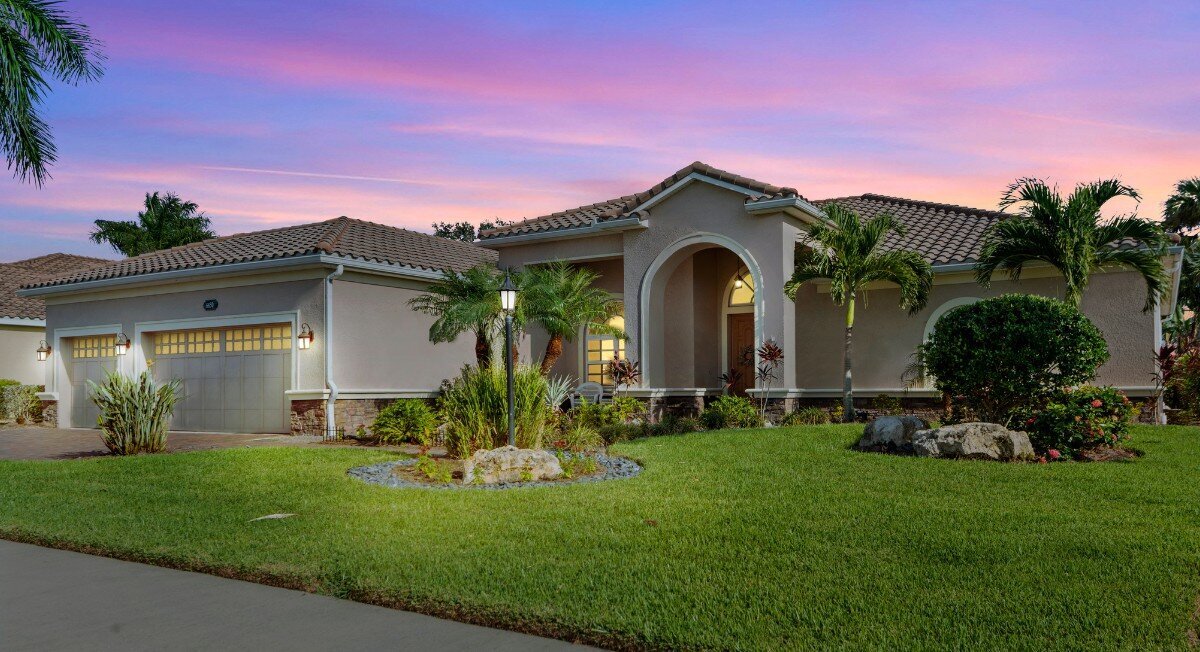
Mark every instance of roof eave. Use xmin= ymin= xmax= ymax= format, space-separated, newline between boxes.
xmin=479 ymin=216 xmax=647 ymax=248
xmin=745 ymin=196 xmax=827 ymax=225
xmin=16 ymin=253 xmax=453 ymax=298
xmin=0 ymin=316 xmax=45 ymax=327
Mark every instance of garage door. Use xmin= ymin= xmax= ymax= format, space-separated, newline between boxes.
xmin=150 ymin=324 xmax=292 ymax=433
xmin=68 ymin=335 xmax=120 ymax=428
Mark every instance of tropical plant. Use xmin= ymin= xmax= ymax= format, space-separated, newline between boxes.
xmin=923 ymin=294 xmax=1110 ymax=424
xmin=975 ymin=178 xmax=1168 ymax=311
xmin=718 ymin=367 xmax=743 ymax=395
xmin=409 ymin=265 xmax=503 ymax=368
xmin=700 ymin=395 xmax=762 ymax=430
xmin=1174 ymin=237 xmax=1200 ymax=313
xmin=552 ymin=418 xmax=603 ymax=453
xmin=371 ymin=399 xmax=437 ymax=446
xmin=784 ymin=202 xmax=933 ymax=421
xmin=608 ymin=357 xmax=642 ymax=395
xmin=779 ymin=407 xmax=831 ymax=426
xmin=1 ymin=0 xmax=104 ymax=186
xmin=1014 ymin=386 xmax=1137 ymax=457
xmin=544 ymin=374 xmax=574 ymax=411
xmin=520 ymin=260 xmax=623 ymax=375
xmin=1162 ymin=177 xmax=1200 ymax=232
xmin=753 ymin=339 xmax=784 ymax=421
xmin=437 ymin=364 xmax=553 ymax=458
xmin=88 ymin=371 xmax=181 ymax=455
xmin=90 ymin=192 xmax=215 ymax=256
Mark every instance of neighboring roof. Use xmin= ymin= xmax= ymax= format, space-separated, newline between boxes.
xmin=813 ymin=194 xmax=1008 ymax=266
xmin=23 ymin=217 xmax=498 ymax=291
xmin=479 ymin=161 xmax=801 ymax=240
xmin=2 ymin=254 xmax=111 ymax=320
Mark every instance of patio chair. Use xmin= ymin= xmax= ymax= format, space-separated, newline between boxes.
xmin=570 ymin=382 xmax=603 ymax=409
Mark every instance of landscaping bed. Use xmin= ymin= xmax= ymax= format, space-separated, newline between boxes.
xmin=1 ymin=424 xmax=1198 ymax=650
xmin=347 ymin=451 xmax=641 ymax=490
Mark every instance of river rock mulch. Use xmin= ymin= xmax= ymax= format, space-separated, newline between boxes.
xmin=347 ymin=452 xmax=642 ymax=490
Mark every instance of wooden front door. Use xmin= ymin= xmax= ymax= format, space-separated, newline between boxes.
xmin=727 ymin=313 xmax=755 ymax=396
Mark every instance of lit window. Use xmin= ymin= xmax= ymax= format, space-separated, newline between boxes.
xmin=585 ymin=315 xmax=625 ymax=385
xmin=154 ymin=330 xmax=222 ymax=355
xmin=72 ymin=335 xmax=117 ymax=359
xmin=729 ymin=273 xmax=754 ymax=306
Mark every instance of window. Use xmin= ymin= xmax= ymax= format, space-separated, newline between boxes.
xmin=226 ymin=325 xmax=292 ymax=352
xmin=729 ymin=272 xmax=754 ymax=306
xmin=154 ymin=330 xmax=221 ymax=355
xmin=585 ymin=315 xmax=625 ymax=385
xmin=72 ymin=335 xmax=117 ymax=359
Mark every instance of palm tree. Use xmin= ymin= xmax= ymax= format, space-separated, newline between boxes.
xmin=408 ymin=265 xmax=502 ymax=368
xmin=521 ymin=261 xmax=623 ymax=375
xmin=784 ymin=203 xmax=933 ymax=421
xmin=1163 ymin=177 xmax=1200 ymax=233
xmin=2 ymin=0 xmax=104 ymax=186
xmin=974 ymin=178 xmax=1168 ymax=312
xmin=90 ymin=192 xmax=215 ymax=256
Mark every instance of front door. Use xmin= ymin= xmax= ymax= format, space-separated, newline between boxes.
xmin=727 ymin=313 xmax=754 ymax=396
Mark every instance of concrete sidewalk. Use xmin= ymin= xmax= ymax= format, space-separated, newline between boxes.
xmin=0 ymin=540 xmax=589 ymax=651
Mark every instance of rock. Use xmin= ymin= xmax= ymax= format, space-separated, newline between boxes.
xmin=911 ymin=422 xmax=1034 ymax=461
xmin=857 ymin=415 xmax=929 ymax=452
xmin=461 ymin=446 xmax=563 ymax=485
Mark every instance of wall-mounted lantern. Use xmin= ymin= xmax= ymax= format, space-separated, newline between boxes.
xmin=115 ymin=333 xmax=131 ymax=355
xmin=36 ymin=340 xmax=51 ymax=362
xmin=297 ymin=323 xmax=315 ymax=350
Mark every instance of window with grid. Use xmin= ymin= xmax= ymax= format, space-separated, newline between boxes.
xmin=154 ymin=330 xmax=222 ymax=355
xmin=72 ymin=335 xmax=117 ymax=359
xmin=585 ymin=315 xmax=625 ymax=385
xmin=226 ymin=325 xmax=291 ymax=352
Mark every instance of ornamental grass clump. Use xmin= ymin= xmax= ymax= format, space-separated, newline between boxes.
xmin=438 ymin=364 xmax=553 ymax=458
xmin=88 ymin=371 xmax=181 ymax=455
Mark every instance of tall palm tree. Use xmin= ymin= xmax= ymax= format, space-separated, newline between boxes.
xmin=1163 ymin=177 xmax=1200 ymax=233
xmin=521 ymin=261 xmax=623 ymax=375
xmin=408 ymin=265 xmax=502 ymax=368
xmin=784 ymin=203 xmax=933 ymax=421
xmin=974 ymin=178 xmax=1168 ymax=312
xmin=2 ymin=0 xmax=104 ymax=186
xmin=90 ymin=192 xmax=215 ymax=257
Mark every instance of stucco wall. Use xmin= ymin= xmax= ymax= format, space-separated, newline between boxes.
xmin=493 ymin=234 xmax=624 ymax=269
xmin=791 ymin=270 xmax=1157 ymax=392
xmin=0 ymin=325 xmax=44 ymax=384
xmin=331 ymin=275 xmax=476 ymax=389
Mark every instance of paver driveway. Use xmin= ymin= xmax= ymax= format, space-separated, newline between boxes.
xmin=0 ymin=426 xmax=322 ymax=460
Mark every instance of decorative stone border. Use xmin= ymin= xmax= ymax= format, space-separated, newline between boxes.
xmin=347 ymin=452 xmax=642 ymax=490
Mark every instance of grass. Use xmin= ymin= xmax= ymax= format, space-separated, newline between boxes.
xmin=1 ymin=424 xmax=1199 ymax=650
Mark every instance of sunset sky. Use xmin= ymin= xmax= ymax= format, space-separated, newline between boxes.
xmin=2 ymin=0 xmax=1197 ymax=260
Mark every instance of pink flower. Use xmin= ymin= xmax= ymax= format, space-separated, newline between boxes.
xmin=1091 ymin=399 xmax=1103 ymax=408
xmin=1048 ymin=449 xmax=1062 ymax=460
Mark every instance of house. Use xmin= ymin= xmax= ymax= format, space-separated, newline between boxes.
xmin=18 ymin=162 xmax=1182 ymax=434
xmin=1 ymin=254 xmax=110 ymax=385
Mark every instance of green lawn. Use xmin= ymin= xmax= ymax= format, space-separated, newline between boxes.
xmin=2 ymin=425 xmax=1199 ymax=650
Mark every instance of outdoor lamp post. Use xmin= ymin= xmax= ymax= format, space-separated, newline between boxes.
xmin=499 ymin=270 xmax=518 ymax=447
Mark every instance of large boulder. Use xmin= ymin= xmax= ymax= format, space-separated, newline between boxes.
xmin=858 ymin=416 xmax=929 ymax=453
xmin=462 ymin=446 xmax=563 ymax=485
xmin=911 ymin=422 xmax=1034 ymax=461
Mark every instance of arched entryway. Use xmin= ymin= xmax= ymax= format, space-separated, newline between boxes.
xmin=638 ymin=233 xmax=765 ymax=391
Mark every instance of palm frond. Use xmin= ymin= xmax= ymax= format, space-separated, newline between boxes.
xmin=974 ymin=217 xmax=1060 ymax=286
xmin=1163 ymin=177 xmax=1200 ymax=232
xmin=1094 ymin=246 xmax=1169 ymax=313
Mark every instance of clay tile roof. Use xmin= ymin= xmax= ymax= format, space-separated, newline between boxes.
xmin=22 ymin=217 xmax=498 ymax=291
xmin=2 ymin=254 xmax=111 ymax=320
xmin=810 ymin=194 xmax=1008 ymax=266
xmin=479 ymin=161 xmax=800 ymax=240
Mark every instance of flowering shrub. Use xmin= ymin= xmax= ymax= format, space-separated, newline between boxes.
xmin=1167 ymin=351 xmax=1200 ymax=414
xmin=1015 ymin=386 xmax=1137 ymax=458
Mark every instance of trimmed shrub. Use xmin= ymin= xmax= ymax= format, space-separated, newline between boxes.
xmin=438 ymin=365 xmax=554 ymax=458
xmin=371 ymin=399 xmax=437 ymax=446
xmin=1015 ymin=386 xmax=1138 ymax=457
xmin=923 ymin=294 xmax=1109 ymax=423
xmin=89 ymin=371 xmax=181 ymax=455
xmin=870 ymin=394 xmax=902 ymax=416
xmin=779 ymin=407 xmax=831 ymax=426
xmin=700 ymin=395 xmax=763 ymax=430
xmin=0 ymin=382 xmax=40 ymax=423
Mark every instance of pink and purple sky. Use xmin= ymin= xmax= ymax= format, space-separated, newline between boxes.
xmin=2 ymin=0 xmax=1197 ymax=260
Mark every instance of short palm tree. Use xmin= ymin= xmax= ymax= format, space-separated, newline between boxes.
xmin=90 ymin=192 xmax=215 ymax=257
xmin=408 ymin=265 xmax=503 ymax=368
xmin=1163 ymin=177 xmax=1200 ymax=233
xmin=1 ymin=0 xmax=104 ymax=186
xmin=975 ymin=178 xmax=1168 ymax=312
xmin=784 ymin=203 xmax=933 ymax=421
xmin=521 ymin=261 xmax=623 ymax=375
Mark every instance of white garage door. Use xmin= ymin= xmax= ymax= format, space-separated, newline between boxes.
xmin=67 ymin=335 xmax=120 ymax=428
xmin=150 ymin=324 xmax=292 ymax=433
